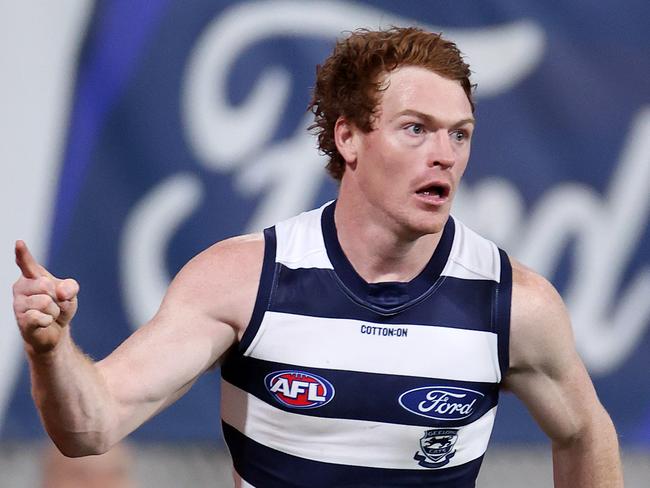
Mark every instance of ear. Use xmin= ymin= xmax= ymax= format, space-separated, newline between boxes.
xmin=334 ymin=116 xmax=358 ymax=169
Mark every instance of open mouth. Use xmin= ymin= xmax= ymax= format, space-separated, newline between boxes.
xmin=416 ymin=183 xmax=450 ymax=200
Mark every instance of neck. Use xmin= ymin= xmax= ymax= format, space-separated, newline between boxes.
xmin=334 ymin=195 xmax=444 ymax=284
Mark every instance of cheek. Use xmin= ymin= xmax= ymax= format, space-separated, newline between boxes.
xmin=449 ymin=162 xmax=469 ymax=191
xmin=357 ymin=138 xmax=389 ymax=175
xmin=453 ymin=145 xmax=471 ymax=173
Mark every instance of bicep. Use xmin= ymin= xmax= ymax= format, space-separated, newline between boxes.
xmin=94 ymin=236 xmax=263 ymax=434
xmin=95 ymin=298 xmax=236 ymax=438
xmin=98 ymin=304 xmax=236 ymax=409
xmin=504 ymin=348 xmax=601 ymax=444
xmin=503 ymin=263 xmax=605 ymax=444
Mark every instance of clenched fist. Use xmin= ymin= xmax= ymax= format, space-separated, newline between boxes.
xmin=13 ymin=240 xmax=79 ymax=355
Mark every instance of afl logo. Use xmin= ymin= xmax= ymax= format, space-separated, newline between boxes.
xmin=399 ymin=386 xmax=484 ymax=421
xmin=265 ymin=370 xmax=335 ymax=409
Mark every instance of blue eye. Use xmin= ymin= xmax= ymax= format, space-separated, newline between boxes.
xmin=407 ymin=123 xmax=425 ymax=135
xmin=451 ymin=130 xmax=468 ymax=142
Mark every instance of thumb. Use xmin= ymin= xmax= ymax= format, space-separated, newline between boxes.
xmin=56 ymin=279 xmax=79 ymax=325
xmin=56 ymin=278 xmax=79 ymax=302
xmin=58 ymin=298 xmax=78 ymax=325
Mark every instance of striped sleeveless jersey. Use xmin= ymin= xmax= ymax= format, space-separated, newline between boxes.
xmin=221 ymin=201 xmax=512 ymax=487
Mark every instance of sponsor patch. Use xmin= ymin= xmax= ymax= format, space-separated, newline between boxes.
xmin=264 ymin=370 xmax=335 ymax=409
xmin=414 ymin=428 xmax=459 ymax=468
xmin=399 ymin=386 xmax=484 ymax=421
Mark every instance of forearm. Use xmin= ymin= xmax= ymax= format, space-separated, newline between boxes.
xmin=551 ymin=412 xmax=623 ymax=488
xmin=27 ymin=328 xmax=117 ymax=456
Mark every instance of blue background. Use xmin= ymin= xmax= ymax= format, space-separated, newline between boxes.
xmin=4 ymin=0 xmax=649 ymax=446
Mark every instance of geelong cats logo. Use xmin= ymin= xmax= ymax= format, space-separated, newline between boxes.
xmin=414 ymin=429 xmax=459 ymax=468
xmin=399 ymin=386 xmax=484 ymax=420
xmin=265 ymin=370 xmax=335 ymax=409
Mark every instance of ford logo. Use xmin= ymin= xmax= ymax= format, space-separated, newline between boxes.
xmin=265 ymin=370 xmax=335 ymax=409
xmin=399 ymin=386 xmax=484 ymax=421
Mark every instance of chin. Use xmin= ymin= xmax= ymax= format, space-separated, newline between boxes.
xmin=419 ymin=220 xmax=447 ymax=236
xmin=403 ymin=213 xmax=449 ymax=238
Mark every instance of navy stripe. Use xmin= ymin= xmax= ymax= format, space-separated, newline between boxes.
xmin=221 ymin=355 xmax=499 ymax=428
xmin=271 ymin=267 xmax=496 ymax=331
xmin=239 ymin=226 xmax=277 ymax=353
xmin=320 ymin=201 xmax=456 ymax=313
xmin=223 ymin=422 xmax=481 ymax=488
xmin=496 ymin=249 xmax=512 ymax=380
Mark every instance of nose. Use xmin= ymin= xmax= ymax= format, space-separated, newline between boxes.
xmin=426 ymin=130 xmax=455 ymax=169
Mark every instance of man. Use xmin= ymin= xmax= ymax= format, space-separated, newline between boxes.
xmin=13 ymin=27 xmax=622 ymax=487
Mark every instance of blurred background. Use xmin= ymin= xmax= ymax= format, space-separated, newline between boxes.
xmin=1 ymin=0 xmax=648 ymax=486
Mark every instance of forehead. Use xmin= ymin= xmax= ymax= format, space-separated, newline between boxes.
xmin=377 ymin=66 xmax=473 ymax=122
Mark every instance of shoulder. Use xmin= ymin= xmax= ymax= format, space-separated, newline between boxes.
xmin=510 ymin=257 xmax=566 ymax=320
xmin=180 ymin=233 xmax=265 ymax=281
xmin=162 ymin=233 xmax=266 ymax=337
xmin=508 ymin=257 xmax=574 ymax=374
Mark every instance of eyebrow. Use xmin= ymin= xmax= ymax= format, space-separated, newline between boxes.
xmin=392 ymin=109 xmax=475 ymax=128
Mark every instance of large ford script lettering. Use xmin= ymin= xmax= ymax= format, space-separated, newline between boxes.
xmin=399 ymin=387 xmax=484 ymax=421
xmin=120 ymin=0 xmax=650 ymax=376
xmin=265 ymin=370 xmax=335 ymax=409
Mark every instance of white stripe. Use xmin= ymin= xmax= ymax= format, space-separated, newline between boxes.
xmin=233 ymin=471 xmax=255 ymax=488
xmin=443 ymin=218 xmax=501 ymax=281
xmin=247 ymin=311 xmax=501 ymax=383
xmin=222 ymin=380 xmax=496 ymax=470
xmin=275 ymin=202 xmax=333 ymax=270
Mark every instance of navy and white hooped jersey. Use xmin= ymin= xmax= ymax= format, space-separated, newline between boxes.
xmin=220 ymin=200 xmax=512 ymax=488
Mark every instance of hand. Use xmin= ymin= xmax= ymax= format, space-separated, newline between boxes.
xmin=12 ymin=240 xmax=79 ymax=354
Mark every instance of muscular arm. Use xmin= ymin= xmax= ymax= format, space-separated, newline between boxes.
xmin=13 ymin=235 xmax=263 ymax=456
xmin=502 ymin=260 xmax=623 ymax=487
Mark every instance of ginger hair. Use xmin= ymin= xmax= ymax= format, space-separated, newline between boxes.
xmin=308 ymin=27 xmax=475 ymax=180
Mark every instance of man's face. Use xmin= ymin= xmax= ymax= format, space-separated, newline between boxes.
xmin=343 ymin=66 xmax=474 ymax=238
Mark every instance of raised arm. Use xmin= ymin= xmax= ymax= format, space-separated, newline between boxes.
xmin=12 ymin=235 xmax=263 ymax=456
xmin=502 ymin=259 xmax=623 ymax=487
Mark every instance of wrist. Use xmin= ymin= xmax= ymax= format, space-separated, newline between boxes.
xmin=25 ymin=327 xmax=74 ymax=364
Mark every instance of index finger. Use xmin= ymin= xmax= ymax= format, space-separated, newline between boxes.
xmin=15 ymin=240 xmax=51 ymax=279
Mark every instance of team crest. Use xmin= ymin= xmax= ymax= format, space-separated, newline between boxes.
xmin=413 ymin=429 xmax=459 ymax=468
